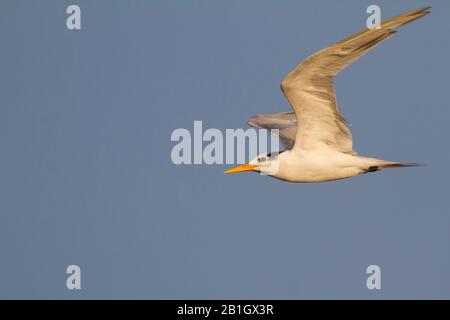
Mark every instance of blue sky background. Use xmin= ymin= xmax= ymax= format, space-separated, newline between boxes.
xmin=1 ymin=0 xmax=449 ymax=299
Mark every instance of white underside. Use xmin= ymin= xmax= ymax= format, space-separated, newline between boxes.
xmin=265 ymin=149 xmax=390 ymax=183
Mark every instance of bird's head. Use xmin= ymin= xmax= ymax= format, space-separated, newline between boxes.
xmin=224 ymin=152 xmax=282 ymax=176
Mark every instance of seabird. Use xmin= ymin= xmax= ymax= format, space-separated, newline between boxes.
xmin=225 ymin=7 xmax=430 ymax=182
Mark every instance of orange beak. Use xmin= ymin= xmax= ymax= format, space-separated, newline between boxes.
xmin=224 ymin=163 xmax=257 ymax=174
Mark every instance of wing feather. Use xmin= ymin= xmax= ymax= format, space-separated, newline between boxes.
xmin=281 ymin=7 xmax=431 ymax=153
xmin=247 ymin=112 xmax=296 ymax=149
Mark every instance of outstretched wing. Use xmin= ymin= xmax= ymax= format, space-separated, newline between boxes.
xmin=281 ymin=7 xmax=431 ymax=154
xmin=248 ymin=112 xmax=297 ymax=149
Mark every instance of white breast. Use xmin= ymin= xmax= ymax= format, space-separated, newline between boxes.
xmin=273 ymin=149 xmax=369 ymax=183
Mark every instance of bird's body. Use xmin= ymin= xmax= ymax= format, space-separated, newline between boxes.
xmin=225 ymin=7 xmax=430 ymax=183
xmin=272 ymin=150 xmax=372 ymax=183
xmin=270 ymin=150 xmax=410 ymax=183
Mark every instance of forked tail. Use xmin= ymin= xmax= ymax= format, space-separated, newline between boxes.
xmin=363 ymin=161 xmax=424 ymax=174
xmin=378 ymin=162 xmax=425 ymax=169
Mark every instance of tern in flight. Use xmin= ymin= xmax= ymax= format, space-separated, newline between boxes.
xmin=225 ymin=7 xmax=430 ymax=182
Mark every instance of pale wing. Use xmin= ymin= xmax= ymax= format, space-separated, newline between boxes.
xmin=247 ymin=112 xmax=296 ymax=149
xmin=281 ymin=7 xmax=431 ymax=153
